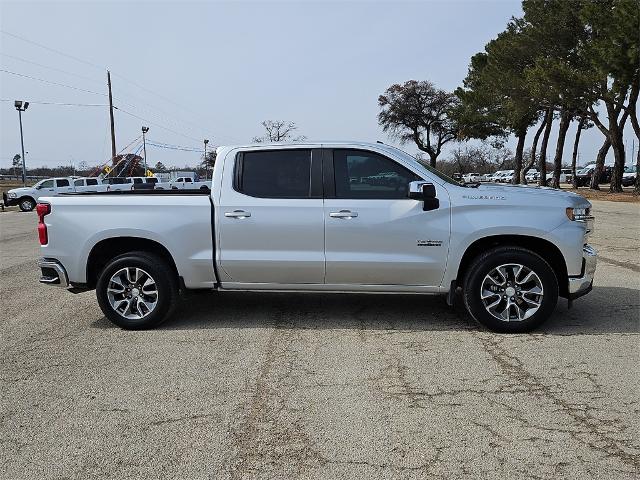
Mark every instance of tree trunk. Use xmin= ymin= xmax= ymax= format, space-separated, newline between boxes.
xmin=512 ymin=129 xmax=527 ymax=185
xmin=521 ymin=115 xmax=547 ymax=184
xmin=538 ymin=110 xmax=553 ymax=186
xmin=428 ymin=151 xmax=438 ymax=168
xmin=590 ymin=139 xmax=611 ymax=190
xmin=635 ymin=144 xmax=640 ymax=195
xmin=571 ymin=117 xmax=585 ymax=189
xmin=551 ymin=110 xmax=571 ymax=189
xmin=609 ymin=127 xmax=626 ymax=193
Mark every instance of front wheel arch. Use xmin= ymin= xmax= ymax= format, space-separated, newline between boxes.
xmin=456 ymin=235 xmax=568 ymax=298
xmin=18 ymin=196 xmax=36 ymax=211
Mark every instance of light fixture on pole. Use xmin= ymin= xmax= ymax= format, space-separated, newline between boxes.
xmin=141 ymin=126 xmax=149 ymax=174
xmin=15 ymin=100 xmax=29 ymax=186
xmin=204 ymin=139 xmax=209 ymax=179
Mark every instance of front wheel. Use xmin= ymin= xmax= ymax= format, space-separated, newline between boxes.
xmin=96 ymin=251 xmax=178 ymax=329
xmin=19 ymin=197 xmax=36 ymax=212
xmin=463 ymin=247 xmax=558 ymax=333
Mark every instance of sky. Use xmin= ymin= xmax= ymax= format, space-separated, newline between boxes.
xmin=0 ymin=0 xmax=635 ymax=171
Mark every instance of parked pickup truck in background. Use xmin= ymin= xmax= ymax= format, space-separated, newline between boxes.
xmin=4 ymin=177 xmax=75 ymax=211
xmin=35 ymin=142 xmax=597 ymax=333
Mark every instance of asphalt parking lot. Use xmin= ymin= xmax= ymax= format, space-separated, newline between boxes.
xmin=1 ymin=201 xmax=639 ymax=479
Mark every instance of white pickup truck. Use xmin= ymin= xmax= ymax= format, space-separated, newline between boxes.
xmin=35 ymin=142 xmax=597 ymax=333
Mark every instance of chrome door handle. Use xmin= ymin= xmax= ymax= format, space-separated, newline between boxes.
xmin=329 ymin=210 xmax=358 ymax=219
xmin=225 ymin=210 xmax=251 ymax=219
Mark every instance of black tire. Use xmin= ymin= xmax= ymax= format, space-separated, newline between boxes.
xmin=18 ymin=197 xmax=36 ymax=212
xmin=463 ymin=246 xmax=558 ymax=333
xmin=96 ymin=251 xmax=178 ymax=329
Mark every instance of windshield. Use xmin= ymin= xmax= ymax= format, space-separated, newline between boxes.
xmin=625 ymin=165 xmax=636 ymax=173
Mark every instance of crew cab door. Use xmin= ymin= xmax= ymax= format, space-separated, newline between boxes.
xmin=323 ymin=148 xmax=450 ymax=287
xmin=55 ymin=178 xmax=74 ymax=194
xmin=217 ymin=148 xmax=325 ymax=284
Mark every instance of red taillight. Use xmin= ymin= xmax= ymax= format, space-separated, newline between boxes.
xmin=37 ymin=203 xmax=51 ymax=245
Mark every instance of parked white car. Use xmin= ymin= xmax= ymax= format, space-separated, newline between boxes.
xmin=3 ymin=177 xmax=75 ymax=211
xmin=525 ymin=169 xmax=539 ymax=182
xmin=546 ymin=169 xmax=573 ymax=184
xmin=462 ymin=172 xmax=482 ymax=183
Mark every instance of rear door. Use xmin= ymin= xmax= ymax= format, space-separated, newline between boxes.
xmin=54 ymin=178 xmax=74 ymax=194
xmin=217 ymin=148 xmax=324 ymax=284
xmin=323 ymin=148 xmax=450 ymax=287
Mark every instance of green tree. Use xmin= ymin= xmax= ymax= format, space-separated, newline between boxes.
xmin=378 ymin=80 xmax=460 ymax=167
xmin=456 ymin=20 xmax=540 ymax=184
xmin=12 ymin=154 xmax=21 ymax=180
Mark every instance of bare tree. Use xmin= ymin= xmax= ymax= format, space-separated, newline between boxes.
xmin=12 ymin=154 xmax=21 ymax=180
xmin=378 ymin=80 xmax=460 ymax=167
xmin=253 ymin=120 xmax=306 ymax=143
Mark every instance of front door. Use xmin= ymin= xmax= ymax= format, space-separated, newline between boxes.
xmin=217 ymin=148 xmax=325 ymax=284
xmin=323 ymin=148 xmax=450 ymax=287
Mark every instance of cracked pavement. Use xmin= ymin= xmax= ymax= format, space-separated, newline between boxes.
xmin=1 ymin=200 xmax=638 ymax=479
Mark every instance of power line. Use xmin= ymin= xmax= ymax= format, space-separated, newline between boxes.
xmin=0 ymin=98 xmax=108 ymax=107
xmin=114 ymin=106 xmax=202 ymax=142
xmin=0 ymin=53 xmax=104 ymax=86
xmin=0 ymin=69 xmax=106 ymax=96
xmin=0 ymin=29 xmax=104 ymax=71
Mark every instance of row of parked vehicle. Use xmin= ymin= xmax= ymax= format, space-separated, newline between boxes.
xmin=3 ymin=174 xmax=212 ymax=211
xmin=460 ymin=163 xmax=637 ymax=187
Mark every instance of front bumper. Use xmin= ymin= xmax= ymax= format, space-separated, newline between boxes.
xmin=567 ymin=244 xmax=597 ymax=300
xmin=2 ymin=192 xmax=19 ymax=207
xmin=37 ymin=258 xmax=69 ymax=288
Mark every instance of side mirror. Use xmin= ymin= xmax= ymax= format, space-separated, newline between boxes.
xmin=408 ymin=181 xmax=439 ymax=211
xmin=35 ymin=185 xmax=42 ymax=190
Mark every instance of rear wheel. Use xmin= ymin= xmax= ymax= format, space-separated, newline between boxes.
xmin=19 ymin=197 xmax=36 ymax=212
xmin=463 ymin=247 xmax=558 ymax=333
xmin=96 ymin=251 xmax=178 ymax=329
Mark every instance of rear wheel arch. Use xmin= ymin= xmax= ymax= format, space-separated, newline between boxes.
xmin=456 ymin=235 xmax=568 ymax=298
xmin=86 ymin=237 xmax=179 ymax=289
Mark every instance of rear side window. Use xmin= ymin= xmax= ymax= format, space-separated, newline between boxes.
xmin=146 ymin=178 xmax=157 ymax=184
xmin=235 ymin=150 xmax=311 ymax=198
xmin=185 ymin=178 xmax=192 ymax=183
xmin=333 ymin=149 xmax=419 ymax=199
xmin=56 ymin=179 xmax=70 ymax=187
xmin=133 ymin=178 xmax=143 ymax=184
xmin=74 ymin=179 xmax=84 ymax=187
xmin=86 ymin=179 xmax=98 ymax=186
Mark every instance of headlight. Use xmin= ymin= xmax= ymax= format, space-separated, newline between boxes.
xmin=566 ymin=207 xmax=591 ymax=221
xmin=8 ymin=192 xmax=17 ymax=198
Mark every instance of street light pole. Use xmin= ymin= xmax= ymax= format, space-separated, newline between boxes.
xmin=142 ymin=126 xmax=149 ymax=174
xmin=204 ymin=139 xmax=209 ymax=179
xmin=15 ymin=100 xmax=29 ymax=186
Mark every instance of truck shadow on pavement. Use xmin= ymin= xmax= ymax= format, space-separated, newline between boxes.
xmin=91 ymin=286 xmax=639 ymax=335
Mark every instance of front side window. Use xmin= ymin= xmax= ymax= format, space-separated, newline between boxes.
xmin=236 ymin=149 xmax=311 ymax=198
xmin=333 ymin=149 xmax=419 ymax=199
xmin=146 ymin=178 xmax=157 ymax=184
xmin=40 ymin=180 xmax=54 ymax=188
xmin=133 ymin=178 xmax=143 ymax=184
xmin=86 ymin=178 xmax=98 ymax=186
xmin=74 ymin=179 xmax=84 ymax=187
xmin=56 ymin=179 xmax=70 ymax=187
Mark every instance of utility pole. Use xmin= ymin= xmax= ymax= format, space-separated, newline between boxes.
xmin=107 ymin=70 xmax=117 ymax=164
xmin=204 ymin=139 xmax=209 ymax=179
xmin=142 ymin=126 xmax=149 ymax=174
xmin=14 ymin=100 xmax=29 ymax=186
